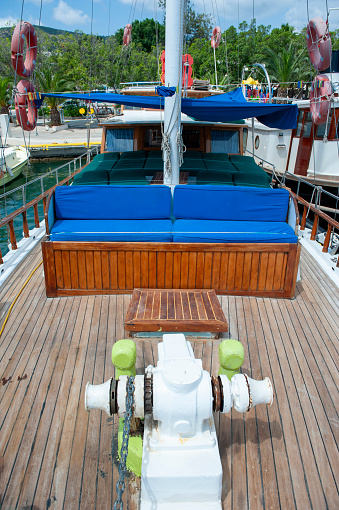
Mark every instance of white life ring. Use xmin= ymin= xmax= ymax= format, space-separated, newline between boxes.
xmin=310 ymin=74 xmax=332 ymax=125
xmin=123 ymin=24 xmax=132 ymax=46
xmin=307 ymin=17 xmax=332 ymax=71
xmin=211 ymin=26 xmax=221 ymax=49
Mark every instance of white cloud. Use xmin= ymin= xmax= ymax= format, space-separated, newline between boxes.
xmin=53 ymin=0 xmax=90 ymax=26
xmin=27 ymin=15 xmax=42 ymax=26
xmin=0 ymin=16 xmax=18 ymax=28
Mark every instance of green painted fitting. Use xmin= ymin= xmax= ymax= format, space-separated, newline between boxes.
xmin=218 ymin=339 xmax=245 ymax=381
xmin=118 ymin=418 xmax=142 ymax=477
xmin=112 ymin=339 xmax=136 ymax=379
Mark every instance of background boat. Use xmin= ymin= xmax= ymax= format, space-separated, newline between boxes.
xmin=0 ymin=146 xmax=29 ymax=186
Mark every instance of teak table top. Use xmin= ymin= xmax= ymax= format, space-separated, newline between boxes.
xmin=124 ymin=288 xmax=229 ymax=333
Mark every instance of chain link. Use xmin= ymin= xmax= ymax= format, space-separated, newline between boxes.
xmin=114 ymin=376 xmax=135 ymax=510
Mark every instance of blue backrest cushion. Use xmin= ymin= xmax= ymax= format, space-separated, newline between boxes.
xmin=55 ymin=185 xmax=171 ymax=220
xmin=173 ymin=185 xmax=289 ymax=222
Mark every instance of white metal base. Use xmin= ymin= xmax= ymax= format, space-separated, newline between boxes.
xmin=140 ymin=415 xmax=222 ymax=509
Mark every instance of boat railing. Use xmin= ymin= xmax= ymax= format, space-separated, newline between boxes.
xmin=245 ymin=149 xmax=276 ymax=172
xmin=0 ymin=145 xmax=100 ymax=263
xmin=246 ymin=149 xmax=339 ymax=263
xmin=288 ymin=189 xmax=339 ymax=266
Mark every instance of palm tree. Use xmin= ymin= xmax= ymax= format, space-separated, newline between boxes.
xmin=265 ymin=42 xmax=309 ymax=99
xmin=0 ymin=76 xmax=13 ymax=115
xmin=36 ymin=68 xmax=75 ymax=126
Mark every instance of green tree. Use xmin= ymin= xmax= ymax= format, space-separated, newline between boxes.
xmin=36 ymin=68 xmax=75 ymax=125
xmin=0 ymin=76 xmax=12 ymax=115
xmin=115 ymin=19 xmax=165 ymax=53
xmin=265 ymin=42 xmax=309 ymax=97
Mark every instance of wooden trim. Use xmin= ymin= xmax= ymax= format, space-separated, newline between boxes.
xmin=100 ymin=126 xmax=106 ymax=153
xmin=42 ymin=238 xmax=300 ymax=299
xmin=328 ymin=109 xmax=339 ymax=140
xmin=44 ymin=191 xmax=54 ymax=236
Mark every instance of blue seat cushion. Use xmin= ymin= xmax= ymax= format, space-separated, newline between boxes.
xmin=204 ymin=161 xmax=237 ymax=171
xmin=119 ymin=150 xmax=147 ymax=159
xmin=54 ymin=185 xmax=171 ymax=220
xmin=113 ymin=159 xmax=145 ymax=169
xmin=147 ymin=151 xmax=162 ymax=158
xmin=181 ymin=159 xmax=206 ymax=170
xmin=92 ymin=152 xmax=120 ymax=162
xmin=172 ymin=219 xmax=298 ymax=243
xmin=73 ymin=170 xmax=109 ymax=185
xmin=196 ymin=171 xmax=234 ymax=185
xmin=173 ymin=185 xmax=289 ymax=222
xmin=50 ymin=219 xmax=173 ymax=242
xmin=203 ymin=153 xmax=229 ymax=161
xmin=233 ymin=172 xmax=271 ymax=187
xmin=183 ymin=151 xmax=203 ymax=160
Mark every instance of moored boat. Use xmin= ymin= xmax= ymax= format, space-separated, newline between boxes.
xmin=0 ymin=145 xmax=29 ymax=185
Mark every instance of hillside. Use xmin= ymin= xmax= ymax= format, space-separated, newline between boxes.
xmin=0 ymin=25 xmax=74 ymax=39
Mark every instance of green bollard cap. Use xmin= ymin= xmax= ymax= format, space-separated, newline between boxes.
xmin=112 ymin=339 xmax=136 ymax=369
xmin=219 ymin=339 xmax=244 ymax=370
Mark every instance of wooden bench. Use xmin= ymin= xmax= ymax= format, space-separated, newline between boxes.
xmin=42 ymin=184 xmax=300 ymax=299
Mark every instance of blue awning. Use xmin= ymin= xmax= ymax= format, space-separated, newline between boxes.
xmin=41 ymin=88 xmax=298 ymax=129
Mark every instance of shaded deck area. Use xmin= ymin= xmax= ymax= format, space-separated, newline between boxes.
xmin=0 ymin=243 xmax=338 ymax=509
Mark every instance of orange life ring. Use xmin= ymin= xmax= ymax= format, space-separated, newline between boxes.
xmin=11 ymin=21 xmax=38 ymax=78
xmin=211 ymin=26 xmax=221 ymax=49
xmin=123 ymin=24 xmax=132 ymax=46
xmin=310 ymin=74 xmax=332 ymax=125
xmin=160 ymin=51 xmax=194 ymax=88
xmin=307 ymin=17 xmax=332 ymax=71
xmin=15 ymin=80 xmax=37 ymax=131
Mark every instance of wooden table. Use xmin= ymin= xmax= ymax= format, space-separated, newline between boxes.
xmin=124 ymin=288 xmax=228 ymax=338
xmin=150 ymin=172 xmax=189 ymax=185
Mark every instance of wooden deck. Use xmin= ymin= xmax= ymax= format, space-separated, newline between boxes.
xmin=0 ymin=242 xmax=338 ymax=509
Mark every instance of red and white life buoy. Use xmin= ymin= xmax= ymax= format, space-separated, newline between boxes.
xmin=15 ymin=80 xmax=37 ymax=131
xmin=307 ymin=17 xmax=332 ymax=71
xmin=123 ymin=24 xmax=132 ymax=46
xmin=310 ymin=74 xmax=332 ymax=125
xmin=211 ymin=26 xmax=221 ymax=49
xmin=11 ymin=21 xmax=38 ymax=78
xmin=160 ymin=51 xmax=194 ymax=88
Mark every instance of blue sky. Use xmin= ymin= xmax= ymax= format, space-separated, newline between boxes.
xmin=1 ymin=0 xmax=338 ymax=36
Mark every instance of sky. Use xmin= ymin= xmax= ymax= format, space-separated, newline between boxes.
xmin=1 ymin=0 xmax=339 ymax=37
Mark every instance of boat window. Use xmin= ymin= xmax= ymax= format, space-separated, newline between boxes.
xmin=301 ymin=112 xmax=313 ymax=138
xmin=182 ymin=129 xmax=200 ymax=149
xmin=106 ymin=128 xmax=134 ymax=152
xmin=144 ymin=128 xmax=162 ymax=148
xmin=243 ymin=128 xmax=248 ymax=152
xmin=315 ymin=112 xmax=332 ymax=139
xmin=211 ymin=129 xmax=239 ymax=153
xmin=295 ymin=110 xmax=304 ymax=137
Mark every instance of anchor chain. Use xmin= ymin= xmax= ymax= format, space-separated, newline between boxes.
xmin=114 ymin=376 xmax=135 ymax=510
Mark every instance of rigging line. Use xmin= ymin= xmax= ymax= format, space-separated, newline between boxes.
xmin=222 ymin=0 xmax=230 ymax=87
xmin=252 ymin=0 xmax=255 ymax=64
xmin=90 ymin=0 xmax=94 ymax=87
xmin=237 ymin=0 xmax=240 ymax=84
xmin=107 ymin=0 xmax=112 ymax=36
xmin=140 ymin=0 xmax=146 ymax=20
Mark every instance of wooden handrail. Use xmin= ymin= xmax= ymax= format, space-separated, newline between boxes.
xmin=0 ymin=169 xmax=81 ymax=255
xmin=287 ymin=189 xmax=339 ymax=265
xmin=288 ymin=190 xmax=339 ymax=231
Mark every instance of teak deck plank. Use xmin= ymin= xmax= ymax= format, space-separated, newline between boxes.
xmin=0 ymin=243 xmax=338 ymax=509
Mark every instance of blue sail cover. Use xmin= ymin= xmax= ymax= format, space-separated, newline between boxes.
xmin=42 ymin=87 xmax=298 ymax=129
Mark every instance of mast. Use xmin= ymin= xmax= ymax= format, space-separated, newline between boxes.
xmin=163 ymin=0 xmax=184 ymax=187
